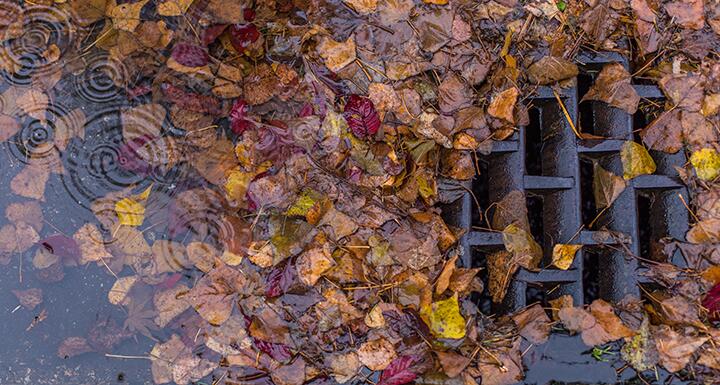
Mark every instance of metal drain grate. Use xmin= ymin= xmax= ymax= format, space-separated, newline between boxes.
xmin=443 ymin=52 xmax=690 ymax=314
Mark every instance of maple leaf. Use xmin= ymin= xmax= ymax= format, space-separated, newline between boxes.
xmin=123 ymin=297 xmax=159 ymax=340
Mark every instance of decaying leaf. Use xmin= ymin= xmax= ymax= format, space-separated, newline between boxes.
xmin=512 ymin=303 xmax=551 ymax=344
xmin=654 ymin=325 xmax=708 ymax=372
xmin=581 ymin=63 xmax=640 ymax=114
xmin=527 ymin=56 xmax=579 ymax=85
xmin=559 ymin=300 xmax=634 ymax=346
xmin=12 ymin=288 xmax=43 ymax=310
xmin=357 ymin=337 xmax=397 ymax=371
xmin=186 ymin=263 xmax=245 ymax=325
xmin=502 ymin=223 xmax=542 ymax=271
xmin=107 ymin=0 xmax=150 ymax=32
xmin=108 ymin=275 xmax=137 ymax=305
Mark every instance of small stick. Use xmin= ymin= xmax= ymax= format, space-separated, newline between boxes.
xmin=553 ymin=89 xmax=582 ymax=139
xmin=105 ymin=354 xmax=151 ymax=360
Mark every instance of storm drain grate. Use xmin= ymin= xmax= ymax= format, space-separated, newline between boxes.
xmin=442 ymin=52 xmax=690 ymax=315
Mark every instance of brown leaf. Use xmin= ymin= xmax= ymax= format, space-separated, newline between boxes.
xmin=187 ymin=263 xmax=245 ymax=325
xmin=487 ymin=87 xmax=518 ymax=123
xmin=512 ymin=303 xmax=551 ymax=344
xmin=11 ymin=165 xmax=49 ymax=201
xmin=435 ymin=254 xmax=458 ymax=295
xmin=476 ymin=339 xmax=524 ymax=385
xmin=659 ymin=73 xmax=704 ymax=111
xmin=53 ymin=108 xmax=86 ymax=151
xmin=487 ymin=250 xmax=518 ymax=303
xmin=107 ymin=0 xmax=150 ymax=32
xmin=581 ymin=63 xmax=639 ymax=114
xmin=665 ymin=0 xmax=705 ymax=30
xmin=12 ymin=288 xmax=43 ymax=310
xmin=327 ymin=351 xmax=361 ymax=383
xmin=686 ymin=218 xmax=720 ymax=244
xmin=436 ymin=350 xmax=471 ymax=378
xmin=357 ymin=337 xmax=397 ymax=371
xmin=296 ymin=244 xmax=336 ymax=286
xmin=527 ymin=56 xmax=579 ymax=85
xmin=593 ymin=163 xmax=626 ymax=209
xmin=654 ymin=325 xmax=708 ymax=372
xmin=108 ymin=275 xmax=137 ymax=305
xmin=57 ymin=336 xmax=94 ymax=358
xmin=448 ymin=267 xmax=481 ymax=294
xmin=438 ymin=73 xmax=473 ymax=114
xmin=559 ymin=300 xmax=634 ymax=346
xmin=73 ymin=223 xmax=113 ymax=265
xmin=0 ymin=113 xmax=19 ymax=142
xmin=151 ymin=334 xmax=217 ymax=385
xmin=5 ymin=200 xmax=43 ymax=232
xmin=154 ymin=284 xmax=191 ymax=328
xmin=640 ymin=110 xmax=683 ymax=153
xmin=122 ymin=103 xmax=165 ymax=142
xmin=318 ymin=36 xmax=357 ymax=73
xmin=271 ymin=358 xmax=307 ymax=385
xmin=491 ymin=190 xmax=531 ymax=232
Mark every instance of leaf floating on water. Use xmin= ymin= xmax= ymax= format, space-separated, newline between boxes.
xmin=551 ymin=244 xmax=582 ymax=270
xmin=620 ymin=140 xmax=656 ymax=180
xmin=690 ymin=147 xmax=720 ymax=181
xmin=108 ymin=275 xmax=137 ymax=305
xmin=420 ymin=293 xmax=466 ymax=339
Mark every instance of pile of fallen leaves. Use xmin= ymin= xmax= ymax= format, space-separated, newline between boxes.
xmin=1 ymin=0 xmax=720 ymax=384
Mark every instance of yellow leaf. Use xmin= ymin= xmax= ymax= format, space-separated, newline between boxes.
xmin=690 ymin=148 xmax=720 ymax=181
xmin=502 ymin=223 xmax=542 ymax=270
xmin=420 ymin=293 xmax=466 ymax=339
xmin=157 ymin=0 xmax=195 ymax=16
xmin=224 ymin=168 xmax=254 ymax=204
xmin=107 ymin=0 xmax=149 ymax=32
xmin=551 ymin=244 xmax=582 ymax=270
xmin=115 ymin=197 xmax=145 ymax=226
xmin=621 ymin=141 xmax=656 ymax=180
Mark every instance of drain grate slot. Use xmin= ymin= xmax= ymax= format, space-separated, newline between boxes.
xmin=444 ymin=53 xmax=690 ymax=314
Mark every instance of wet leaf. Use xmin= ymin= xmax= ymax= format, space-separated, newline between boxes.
xmin=664 ymin=0 xmax=705 ymax=30
xmin=436 ymin=350 xmax=470 ymax=378
xmin=344 ymin=0 xmax=377 ymax=14
xmin=512 ymin=303 xmax=551 ymax=344
xmin=57 ymin=337 xmax=94 ymax=358
xmin=620 ymin=141 xmax=656 ymax=180
xmin=318 ymin=36 xmax=356 ymax=73
xmin=581 ymin=63 xmax=640 ymax=114
xmin=151 ymin=334 xmax=217 ymax=385
xmin=344 ymin=95 xmax=381 ymax=139
xmin=438 ymin=72 xmax=472 ymax=114
xmin=640 ymin=110 xmax=683 ymax=153
xmin=502 ymin=223 xmax=542 ymax=271
xmin=654 ymin=325 xmax=708 ymax=372
xmin=527 ymin=56 xmax=579 ymax=85
xmin=435 ymin=254 xmax=458 ymax=295
xmin=487 ymin=87 xmax=518 ymax=123
xmin=686 ymin=218 xmax=720 ymax=243
xmin=73 ymin=223 xmax=113 ymax=265
xmin=296 ymin=244 xmax=335 ymax=286
xmin=11 ymin=165 xmax=49 ymax=201
xmin=157 ymin=0 xmax=195 ymax=16
xmin=487 ymin=250 xmax=517 ymax=303
xmin=690 ymin=147 xmax=720 ymax=181
xmin=154 ymin=284 xmax=191 ymax=327
xmin=12 ymin=288 xmax=43 ymax=310
xmin=357 ymin=337 xmax=397 ymax=371
xmin=559 ymin=300 xmax=634 ymax=346
xmin=186 ymin=263 xmax=245 ymax=325
xmin=107 ymin=0 xmax=149 ymax=32
xmin=593 ymin=163 xmax=626 ymax=209
xmin=420 ymin=293 xmax=466 ymax=339
xmin=551 ymin=244 xmax=581 ymax=270
xmin=328 ymin=351 xmax=361 ymax=383
xmin=108 ymin=275 xmax=137 ymax=305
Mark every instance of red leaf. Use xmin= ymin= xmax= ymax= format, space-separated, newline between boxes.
xmin=230 ymin=99 xmax=256 ymax=135
xmin=171 ymin=43 xmax=210 ymax=67
xmin=703 ymin=283 xmax=720 ymax=320
xmin=343 ymin=95 xmax=380 ymax=139
xmin=377 ymin=355 xmax=419 ymax=385
xmin=229 ymin=23 xmax=260 ymax=53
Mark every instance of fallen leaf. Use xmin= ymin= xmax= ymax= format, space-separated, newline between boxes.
xmin=0 ymin=114 xmax=20 ymax=142
xmin=157 ymin=0 xmax=195 ymax=16
xmin=621 ymin=141 xmax=656 ymax=180
xmin=73 ymin=223 xmax=112 ymax=265
xmin=438 ymin=72 xmax=472 ymax=114
xmin=328 ymin=351 xmax=361 ymax=383
xmin=17 ymin=89 xmax=49 ymax=120
xmin=11 ymin=165 xmax=49 ymax=200
xmin=344 ymin=95 xmax=381 ymax=139
xmin=53 ymin=109 xmax=86 ymax=151
xmin=108 ymin=275 xmax=137 ymax=305
xmin=420 ymin=293 xmax=466 ymax=339
xmin=502 ymin=223 xmax=542 ymax=271
xmin=107 ymin=0 xmax=150 ymax=32
xmin=488 ymin=87 xmax=518 ymax=123
xmin=593 ymin=163 xmax=626 ymax=209
xmin=559 ymin=300 xmax=634 ymax=346
xmin=435 ymin=254 xmax=458 ymax=295
xmin=121 ymin=103 xmax=165 ymax=142
xmin=154 ymin=284 xmax=191 ymax=327
xmin=690 ymin=147 xmax=720 ymax=181
xmin=377 ymin=355 xmax=419 ymax=385
xmin=664 ymin=0 xmax=705 ymax=30
xmin=640 ymin=110 xmax=683 ymax=153
xmin=357 ymin=337 xmax=397 ymax=371
xmin=151 ymin=334 xmax=217 ymax=385
xmin=512 ymin=303 xmax=551 ymax=344
xmin=527 ymin=56 xmax=579 ymax=85
xmin=115 ymin=196 xmax=146 ymax=226
xmin=621 ymin=317 xmax=659 ymax=372
xmin=436 ymin=350 xmax=470 ymax=378
xmin=318 ymin=36 xmax=356 ymax=73
xmin=186 ymin=263 xmax=245 ymax=325
xmin=296 ymin=244 xmax=335 ymax=286
xmin=12 ymin=288 xmax=43 ymax=310
xmin=344 ymin=0 xmax=377 ymax=14
xmin=686 ymin=218 xmax=720 ymax=243
xmin=581 ymin=63 xmax=640 ymax=114
xmin=654 ymin=325 xmax=708 ymax=372
xmin=487 ymin=250 xmax=517 ymax=303
xmin=551 ymin=244 xmax=582 ymax=270
xmin=365 ymin=304 xmax=386 ymax=328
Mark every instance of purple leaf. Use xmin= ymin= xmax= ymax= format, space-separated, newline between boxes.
xmin=265 ymin=259 xmax=297 ymax=298
xmin=377 ymin=355 xmax=419 ymax=385
xmin=703 ymin=282 xmax=720 ymax=321
xmin=171 ymin=43 xmax=210 ymax=67
xmin=229 ymin=23 xmax=260 ymax=53
xmin=40 ymin=234 xmax=80 ymax=263
xmin=230 ymin=99 xmax=255 ymax=135
xmin=254 ymin=338 xmax=293 ymax=363
xmin=343 ymin=95 xmax=380 ymax=139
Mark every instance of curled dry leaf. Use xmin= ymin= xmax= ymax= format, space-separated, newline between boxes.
xmin=581 ymin=63 xmax=640 ymax=114
xmin=620 ymin=141 xmax=656 ymax=180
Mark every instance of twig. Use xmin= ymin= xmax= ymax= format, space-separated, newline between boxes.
xmin=105 ymin=353 xmax=151 ymax=360
xmin=552 ymin=89 xmax=582 ymax=139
